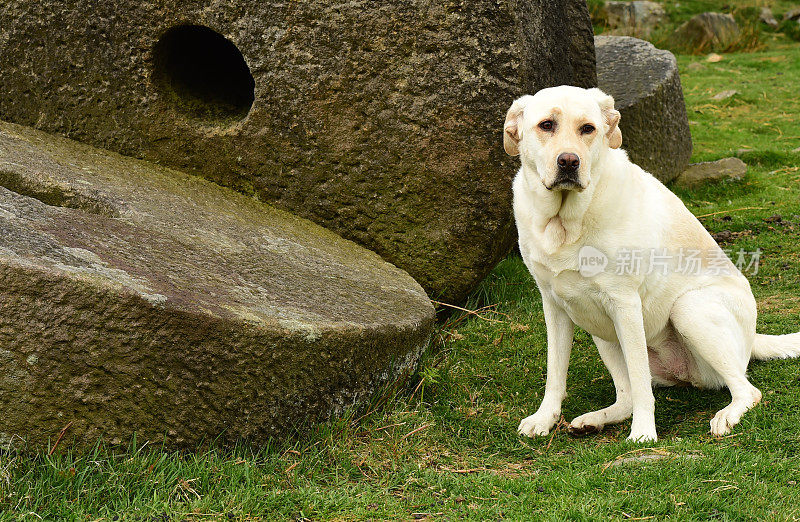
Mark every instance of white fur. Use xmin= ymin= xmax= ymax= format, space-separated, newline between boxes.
xmin=507 ymin=86 xmax=800 ymax=442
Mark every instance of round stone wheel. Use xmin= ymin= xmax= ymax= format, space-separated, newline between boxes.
xmin=0 ymin=122 xmax=434 ymax=450
xmin=595 ymin=35 xmax=693 ymax=183
xmin=0 ymin=0 xmax=597 ymax=304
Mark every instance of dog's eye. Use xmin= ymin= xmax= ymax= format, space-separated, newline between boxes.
xmin=581 ymin=124 xmax=596 ymax=135
xmin=538 ymin=120 xmax=554 ymax=131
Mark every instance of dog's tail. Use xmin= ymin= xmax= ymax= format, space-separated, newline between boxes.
xmin=752 ymin=332 xmax=800 ymax=360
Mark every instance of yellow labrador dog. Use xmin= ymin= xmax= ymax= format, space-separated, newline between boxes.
xmin=505 ymin=85 xmax=800 ymax=442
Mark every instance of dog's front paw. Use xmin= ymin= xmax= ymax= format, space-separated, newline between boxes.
xmin=568 ymin=413 xmax=603 ymax=436
xmin=518 ymin=411 xmax=559 ymax=437
xmin=626 ymin=412 xmax=658 ymax=442
xmin=626 ymin=427 xmax=658 ymax=443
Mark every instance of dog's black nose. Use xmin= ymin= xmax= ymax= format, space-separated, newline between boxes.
xmin=557 ymin=152 xmax=580 ymax=172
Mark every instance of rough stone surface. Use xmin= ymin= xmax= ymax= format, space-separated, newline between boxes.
xmin=674 ymin=157 xmax=747 ymax=187
xmin=0 ymin=121 xmax=435 ymax=450
xmin=595 ymin=36 xmax=693 ymax=183
xmin=606 ymin=453 xmax=701 ymax=468
xmin=711 ymin=89 xmax=738 ymax=101
xmin=760 ymin=7 xmax=779 ymax=29
xmin=670 ymin=12 xmax=741 ymax=53
xmin=566 ymin=0 xmax=601 ymax=90
xmin=784 ymin=7 xmax=800 ymax=21
xmin=0 ymin=0 xmax=597 ymax=304
xmin=603 ymin=1 xmax=667 ymax=36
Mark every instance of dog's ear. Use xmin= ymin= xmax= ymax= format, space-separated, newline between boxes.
xmin=504 ymin=96 xmax=530 ymax=156
xmin=589 ymin=88 xmax=622 ymax=149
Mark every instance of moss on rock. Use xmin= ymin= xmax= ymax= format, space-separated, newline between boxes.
xmin=0 ymin=0 xmax=596 ymax=304
xmin=0 ymin=121 xmax=434 ymax=450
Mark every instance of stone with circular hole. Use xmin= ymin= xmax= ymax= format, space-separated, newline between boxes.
xmin=151 ymin=25 xmax=255 ymax=124
xmin=0 ymin=121 xmax=434 ymax=450
xmin=0 ymin=1 xmax=597 ymax=304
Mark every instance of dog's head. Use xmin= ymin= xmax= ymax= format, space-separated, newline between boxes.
xmin=504 ymin=86 xmax=622 ymax=192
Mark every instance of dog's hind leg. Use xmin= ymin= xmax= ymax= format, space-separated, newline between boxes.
xmin=569 ymin=337 xmax=633 ymax=434
xmin=671 ymin=289 xmax=762 ymax=436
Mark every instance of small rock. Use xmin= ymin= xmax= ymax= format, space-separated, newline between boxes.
xmin=674 ymin=157 xmax=747 ymax=187
xmin=687 ymin=61 xmax=705 ymax=71
xmin=706 ymin=52 xmax=724 ymax=62
xmin=671 ymin=13 xmax=741 ymax=53
xmin=603 ymin=1 xmax=667 ymax=36
xmin=712 ymin=89 xmax=738 ymax=100
xmin=760 ymin=6 xmax=779 ymax=29
xmin=605 ymin=453 xmax=701 ymax=468
xmin=607 ymin=454 xmax=668 ymax=467
xmin=784 ymin=7 xmax=800 ymax=21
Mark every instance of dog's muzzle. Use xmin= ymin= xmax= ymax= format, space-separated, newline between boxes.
xmin=549 ymin=171 xmax=581 ymax=190
xmin=548 ymin=152 xmax=582 ymax=190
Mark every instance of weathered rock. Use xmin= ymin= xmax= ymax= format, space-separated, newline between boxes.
xmin=0 ymin=0 xmax=597 ymax=305
xmin=711 ymin=89 xmax=738 ymax=101
xmin=567 ymin=0 xmax=601 ymax=90
xmin=760 ymin=7 xmax=779 ymax=29
xmin=670 ymin=12 xmax=741 ymax=53
xmin=674 ymin=157 xmax=747 ymax=187
xmin=0 ymin=121 xmax=435 ymax=450
xmin=595 ymin=36 xmax=693 ymax=183
xmin=605 ymin=452 xmax=701 ymax=468
xmin=784 ymin=7 xmax=800 ymax=21
xmin=603 ymin=1 xmax=667 ymax=36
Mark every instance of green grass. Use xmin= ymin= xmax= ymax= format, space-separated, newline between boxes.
xmin=592 ymin=0 xmax=800 ymax=53
xmin=660 ymin=0 xmax=799 ymax=24
xmin=5 ymin=5 xmax=800 ymax=522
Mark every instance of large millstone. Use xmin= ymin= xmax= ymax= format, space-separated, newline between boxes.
xmin=0 ymin=121 xmax=435 ymax=450
xmin=0 ymin=1 xmax=596 ymax=304
xmin=595 ymin=36 xmax=692 ymax=183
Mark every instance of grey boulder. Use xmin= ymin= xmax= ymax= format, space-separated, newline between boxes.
xmin=0 ymin=0 xmax=597 ymax=305
xmin=784 ymin=7 xmax=800 ymax=21
xmin=670 ymin=12 xmax=741 ymax=53
xmin=760 ymin=7 xmax=779 ymax=29
xmin=595 ymin=36 xmax=693 ymax=183
xmin=603 ymin=1 xmax=667 ymax=36
xmin=0 ymin=121 xmax=435 ymax=450
xmin=674 ymin=157 xmax=747 ymax=187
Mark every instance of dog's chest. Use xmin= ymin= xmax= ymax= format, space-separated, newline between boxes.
xmin=534 ymin=266 xmax=618 ymax=341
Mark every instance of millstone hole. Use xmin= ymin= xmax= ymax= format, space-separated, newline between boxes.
xmin=152 ymin=25 xmax=255 ymax=124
